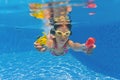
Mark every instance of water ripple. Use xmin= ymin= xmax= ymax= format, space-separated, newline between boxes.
xmin=0 ymin=51 xmax=118 ymax=80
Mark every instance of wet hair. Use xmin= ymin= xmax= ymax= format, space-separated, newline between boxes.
xmin=50 ymin=23 xmax=72 ymax=35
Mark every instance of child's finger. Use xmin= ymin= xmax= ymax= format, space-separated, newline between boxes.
xmin=36 ymin=46 xmax=43 ymax=48
xmin=93 ymin=45 xmax=96 ymax=48
xmin=41 ymin=48 xmax=46 ymax=52
xmin=34 ymin=42 xmax=40 ymax=46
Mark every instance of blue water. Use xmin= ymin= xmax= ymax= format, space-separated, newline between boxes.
xmin=0 ymin=0 xmax=120 ymax=80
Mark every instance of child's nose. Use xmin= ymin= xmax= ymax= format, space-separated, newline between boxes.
xmin=61 ymin=35 xmax=66 ymax=39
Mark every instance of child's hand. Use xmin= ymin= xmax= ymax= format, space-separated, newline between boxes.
xmin=85 ymin=37 xmax=95 ymax=48
xmin=85 ymin=37 xmax=96 ymax=54
xmin=34 ymin=42 xmax=46 ymax=52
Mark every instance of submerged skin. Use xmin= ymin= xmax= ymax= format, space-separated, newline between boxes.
xmin=32 ymin=1 xmax=96 ymax=56
xmin=34 ymin=25 xmax=96 ymax=56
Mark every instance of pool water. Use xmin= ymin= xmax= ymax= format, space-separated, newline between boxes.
xmin=0 ymin=0 xmax=120 ymax=80
xmin=0 ymin=50 xmax=117 ymax=80
xmin=0 ymin=20 xmax=119 ymax=80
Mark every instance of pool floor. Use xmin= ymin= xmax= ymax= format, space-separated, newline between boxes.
xmin=0 ymin=51 xmax=118 ymax=80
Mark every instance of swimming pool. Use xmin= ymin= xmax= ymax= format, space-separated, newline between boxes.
xmin=0 ymin=0 xmax=120 ymax=80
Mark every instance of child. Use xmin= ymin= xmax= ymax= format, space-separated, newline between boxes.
xmin=34 ymin=21 xmax=96 ymax=56
xmin=31 ymin=1 xmax=96 ymax=56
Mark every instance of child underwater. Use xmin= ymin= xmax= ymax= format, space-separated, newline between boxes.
xmin=34 ymin=21 xmax=96 ymax=56
xmin=29 ymin=1 xmax=96 ymax=56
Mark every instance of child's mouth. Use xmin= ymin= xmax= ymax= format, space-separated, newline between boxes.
xmin=61 ymin=40 xmax=65 ymax=42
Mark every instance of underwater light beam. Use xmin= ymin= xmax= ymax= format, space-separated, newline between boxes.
xmin=5 ymin=0 xmax=8 ymax=5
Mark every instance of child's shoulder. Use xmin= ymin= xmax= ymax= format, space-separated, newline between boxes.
xmin=67 ymin=39 xmax=74 ymax=46
xmin=68 ymin=40 xmax=74 ymax=44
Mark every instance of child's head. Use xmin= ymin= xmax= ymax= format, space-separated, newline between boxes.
xmin=50 ymin=23 xmax=72 ymax=35
xmin=50 ymin=23 xmax=72 ymax=44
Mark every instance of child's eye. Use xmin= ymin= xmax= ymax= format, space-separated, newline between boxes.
xmin=66 ymin=33 xmax=69 ymax=35
xmin=57 ymin=32 xmax=62 ymax=35
xmin=65 ymin=32 xmax=70 ymax=36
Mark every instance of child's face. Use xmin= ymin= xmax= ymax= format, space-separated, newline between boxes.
xmin=55 ymin=25 xmax=70 ymax=44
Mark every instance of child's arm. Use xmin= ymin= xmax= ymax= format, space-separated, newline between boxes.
xmin=68 ymin=38 xmax=96 ymax=54
xmin=68 ymin=40 xmax=86 ymax=52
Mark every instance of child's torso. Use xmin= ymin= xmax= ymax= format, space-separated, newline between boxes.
xmin=50 ymin=39 xmax=69 ymax=56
